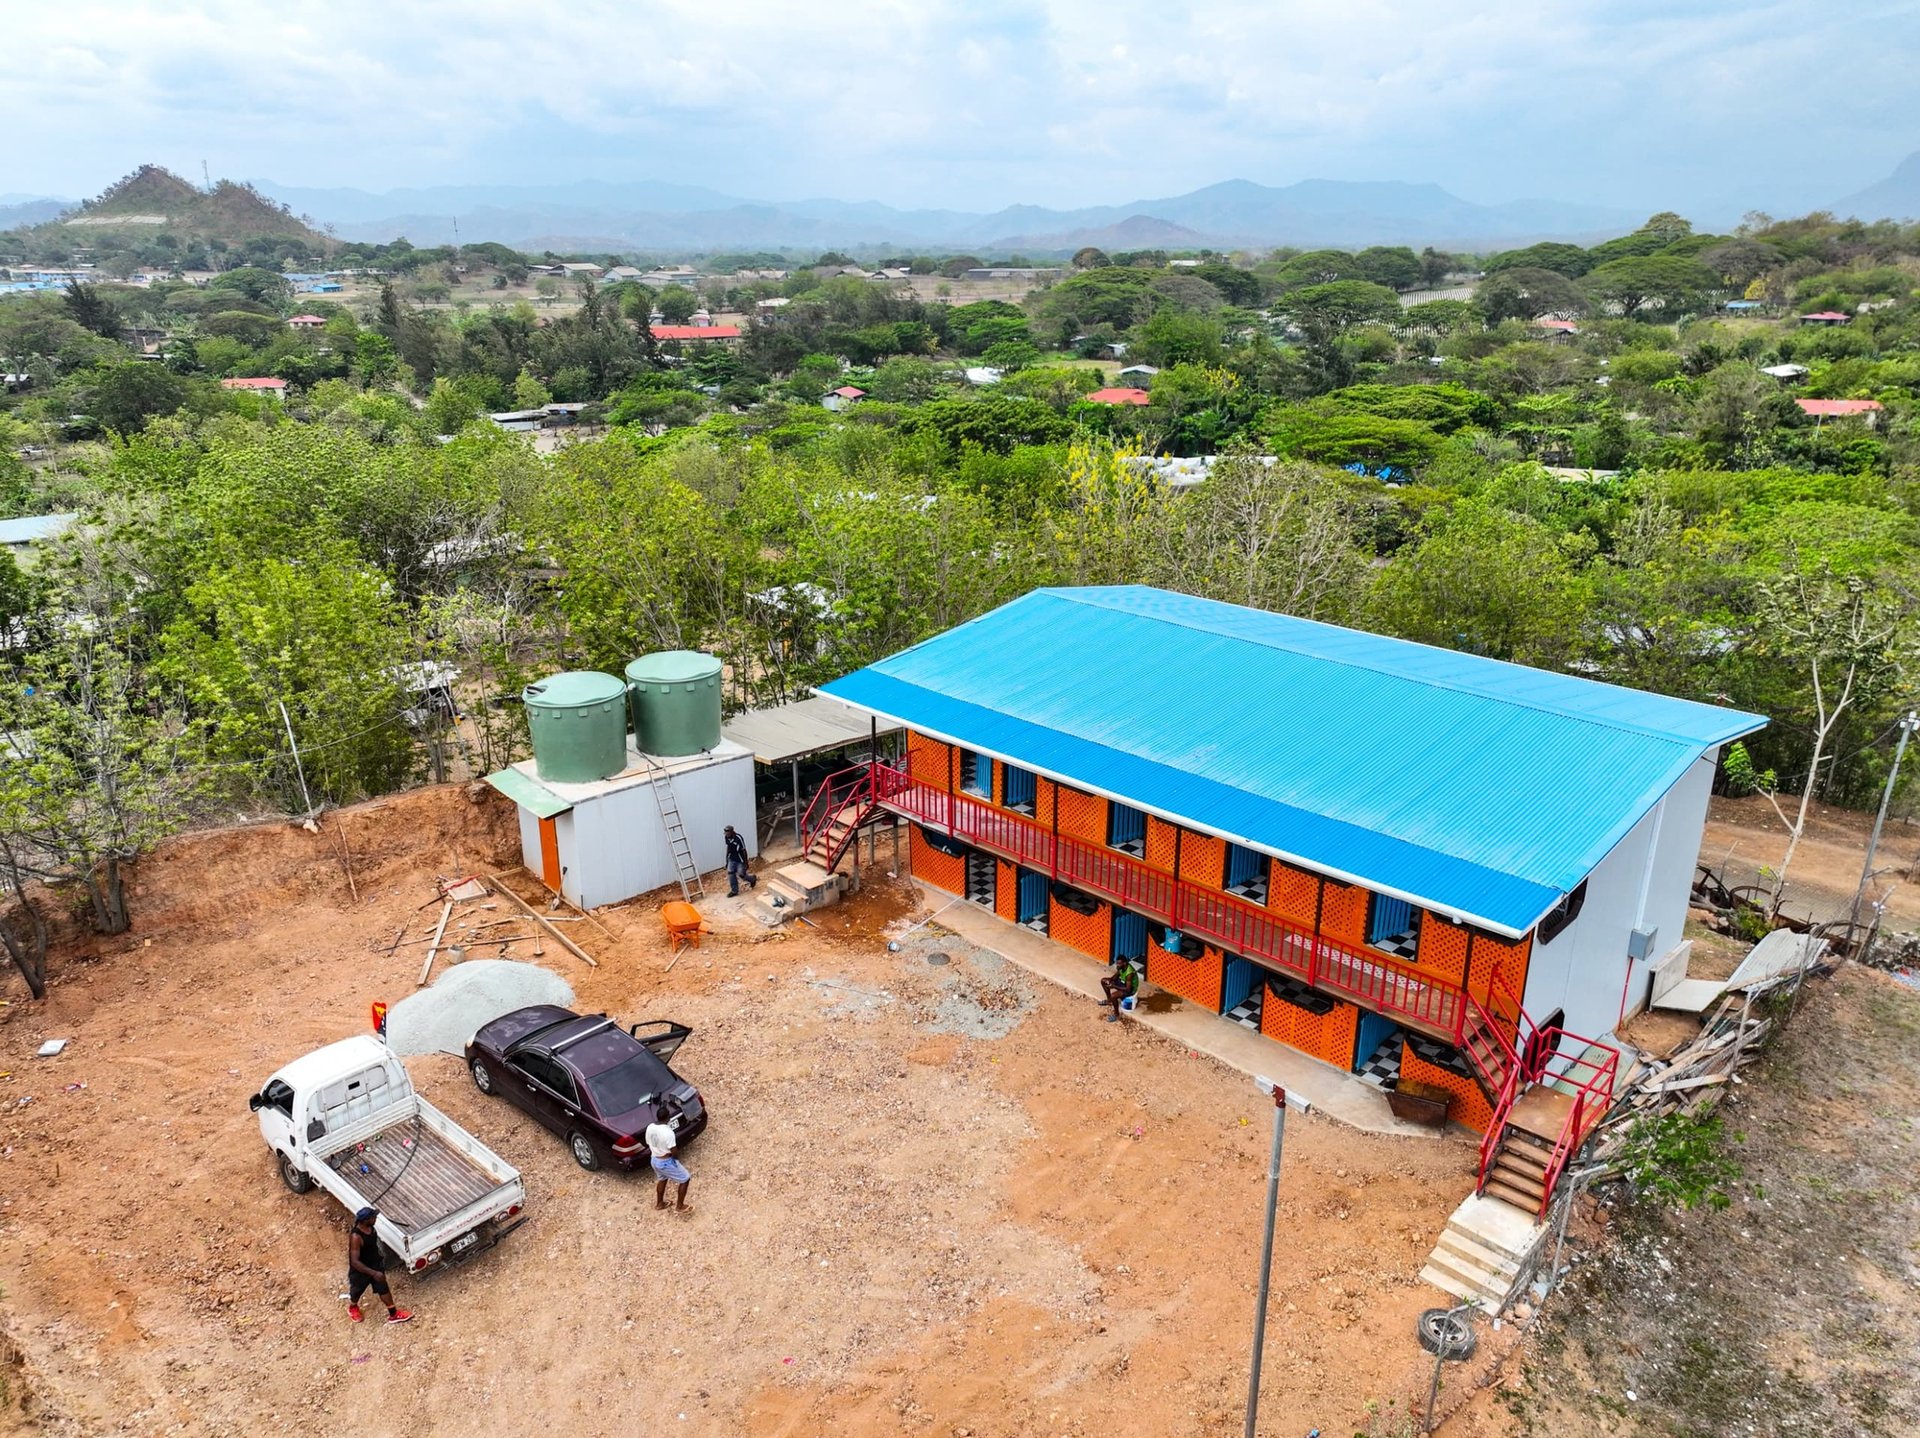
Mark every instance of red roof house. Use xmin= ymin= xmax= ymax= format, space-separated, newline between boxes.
xmin=1795 ymin=398 xmax=1883 ymax=419
xmin=1798 ymin=311 xmax=1852 ymax=325
xmin=831 ymin=385 xmax=866 ymax=399
xmin=651 ymin=324 xmax=742 ymax=341
xmin=219 ymin=376 xmax=289 ymax=392
xmin=1086 ymin=387 xmax=1152 ymax=406
xmin=1529 ymin=318 xmax=1581 ymax=334
xmin=287 ymin=314 xmax=327 ymax=328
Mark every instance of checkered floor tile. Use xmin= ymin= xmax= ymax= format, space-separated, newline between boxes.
xmin=1406 ymin=1032 xmax=1473 ymax=1079
xmin=1225 ymin=879 xmax=1270 ymax=904
xmin=1355 ymin=1035 xmax=1402 ymax=1088
xmin=1371 ymin=929 xmax=1419 ymax=961
xmin=1225 ymin=990 xmax=1263 ymax=1031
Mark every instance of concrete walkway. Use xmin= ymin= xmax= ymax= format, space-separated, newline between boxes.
xmin=923 ymin=887 xmax=1441 ymax=1138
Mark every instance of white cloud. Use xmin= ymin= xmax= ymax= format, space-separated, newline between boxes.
xmin=1 ymin=0 xmax=1913 ymax=211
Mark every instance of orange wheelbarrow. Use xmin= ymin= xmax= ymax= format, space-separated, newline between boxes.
xmin=662 ymin=900 xmax=707 ymax=954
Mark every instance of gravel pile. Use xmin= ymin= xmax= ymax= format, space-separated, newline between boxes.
xmin=384 ymin=959 xmax=574 ymax=1056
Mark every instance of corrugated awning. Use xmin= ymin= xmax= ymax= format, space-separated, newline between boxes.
xmin=484 ymin=767 xmax=572 ymax=819
xmin=721 ymin=696 xmax=900 ymax=766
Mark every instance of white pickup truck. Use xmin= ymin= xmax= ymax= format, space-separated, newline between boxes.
xmin=250 ymin=1035 xmax=527 ymax=1276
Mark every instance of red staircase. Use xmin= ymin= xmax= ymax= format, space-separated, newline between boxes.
xmin=799 ymin=764 xmax=897 ymax=871
xmin=852 ymin=758 xmax=1616 ymax=1216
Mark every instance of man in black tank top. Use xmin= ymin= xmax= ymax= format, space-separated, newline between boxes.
xmin=347 ymin=1207 xmax=414 ymax=1325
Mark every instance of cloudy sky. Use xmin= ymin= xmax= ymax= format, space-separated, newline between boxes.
xmin=5 ymin=0 xmax=1916 ymax=214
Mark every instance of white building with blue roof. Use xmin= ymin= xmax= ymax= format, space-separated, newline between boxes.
xmin=815 ymin=585 xmax=1767 ymax=1219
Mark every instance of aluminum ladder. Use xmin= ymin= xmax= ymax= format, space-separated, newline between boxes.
xmin=643 ymin=756 xmax=705 ymax=901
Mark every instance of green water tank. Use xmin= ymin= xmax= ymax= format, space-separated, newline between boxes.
xmin=522 ymin=671 xmax=630 ymax=783
xmin=625 ymin=651 xmax=723 ymax=757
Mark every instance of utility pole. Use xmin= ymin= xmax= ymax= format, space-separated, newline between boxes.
xmin=1851 ymin=709 xmax=1918 ymax=938
xmin=1244 ymin=1077 xmax=1288 ymax=1438
xmin=278 ymin=699 xmax=314 ymax=817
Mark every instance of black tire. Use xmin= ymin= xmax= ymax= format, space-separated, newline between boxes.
xmin=1417 ymin=1307 xmax=1476 ymax=1359
xmin=568 ymin=1131 xmax=601 ymax=1171
xmin=470 ymin=1056 xmax=494 ymax=1095
xmin=279 ymin=1151 xmax=314 ymax=1194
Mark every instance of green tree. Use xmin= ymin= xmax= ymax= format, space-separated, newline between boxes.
xmin=1353 ymin=246 xmax=1423 ymax=291
xmin=85 ymin=362 xmax=200 ymax=434
xmin=512 ymin=367 xmax=552 ymax=409
xmin=1370 ymin=502 xmax=1594 ymax=665
xmin=61 ymin=280 xmax=123 ymax=339
xmin=157 ymin=543 xmax=417 ymax=806
xmin=208 ymin=266 xmax=294 ymax=305
xmin=1582 ymin=255 xmax=1717 ymax=319
xmin=1474 ymin=267 xmax=1586 ymax=322
xmin=655 ymin=287 xmax=700 ymax=324
xmin=1071 ymin=246 xmax=1111 ymax=270
xmin=0 ymin=633 xmax=198 ymax=945
xmin=1749 ymin=552 xmax=1916 ymax=906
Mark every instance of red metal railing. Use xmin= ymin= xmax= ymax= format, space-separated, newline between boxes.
xmin=866 ymin=758 xmax=1621 ymax=1208
xmin=800 ymin=765 xmax=885 ymax=870
xmin=873 ymin=761 xmax=1468 ymax=1038
xmin=1528 ymin=1030 xmax=1619 ymax=1217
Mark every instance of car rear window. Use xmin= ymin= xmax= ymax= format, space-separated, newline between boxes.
xmin=583 ymin=1051 xmax=674 ymax=1117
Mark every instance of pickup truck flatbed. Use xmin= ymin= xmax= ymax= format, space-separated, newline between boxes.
xmin=327 ymin=1124 xmax=501 ymax=1234
xmin=252 ymin=1035 xmax=527 ymax=1275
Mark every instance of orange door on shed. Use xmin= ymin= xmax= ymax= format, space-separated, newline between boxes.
xmin=537 ymin=816 xmax=561 ymax=890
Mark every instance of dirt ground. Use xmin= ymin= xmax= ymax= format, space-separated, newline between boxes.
xmin=1703 ymin=794 xmax=1920 ymax=928
xmin=1485 ymin=962 xmax=1920 ymax=1437
xmin=0 ymin=784 xmax=1519 ymax=1438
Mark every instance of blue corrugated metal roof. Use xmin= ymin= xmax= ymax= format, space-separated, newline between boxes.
xmin=820 ymin=586 xmax=1766 ymax=936
xmin=0 ymin=512 xmax=77 ymax=546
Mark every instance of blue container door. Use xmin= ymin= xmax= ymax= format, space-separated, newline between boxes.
xmin=1112 ymin=909 xmax=1148 ymax=961
xmin=1002 ymin=765 xmax=1036 ymax=812
xmin=1017 ymin=869 xmax=1049 ymax=924
xmin=1226 ymin=844 xmax=1267 ymax=888
xmin=1108 ymin=803 xmax=1147 ymax=850
xmin=1368 ymin=894 xmax=1414 ymax=944
xmin=1221 ymin=956 xmax=1258 ymax=1011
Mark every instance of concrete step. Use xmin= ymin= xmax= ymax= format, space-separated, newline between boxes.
xmin=1435 ymin=1228 xmax=1524 ymax=1280
xmin=1418 ymin=1262 xmax=1487 ymax=1305
xmin=1419 ymin=1252 xmax=1509 ymax=1308
xmin=1441 ymin=1192 xmax=1548 ymax=1266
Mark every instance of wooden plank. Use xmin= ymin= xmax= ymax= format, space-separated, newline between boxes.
xmin=418 ymin=901 xmax=452 ymax=986
xmin=485 ymin=875 xmax=598 ymax=968
xmin=1647 ymin=1073 xmax=1729 ymax=1095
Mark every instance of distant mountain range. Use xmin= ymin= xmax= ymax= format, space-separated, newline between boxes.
xmin=10 ymin=151 xmax=1917 ymax=259
xmin=1836 ymin=150 xmax=1920 ymax=221
xmin=254 ymin=176 xmax=1643 ymax=254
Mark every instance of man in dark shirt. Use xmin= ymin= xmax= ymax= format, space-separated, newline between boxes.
xmin=347 ymin=1207 xmax=414 ymax=1324
xmin=724 ymin=825 xmax=756 ymax=896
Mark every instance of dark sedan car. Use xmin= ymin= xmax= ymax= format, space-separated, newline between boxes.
xmin=465 ymin=1005 xmax=707 ymax=1172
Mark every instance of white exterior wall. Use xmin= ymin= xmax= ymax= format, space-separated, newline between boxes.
xmin=1520 ymin=750 xmax=1718 ymax=1040
xmin=554 ymin=751 xmax=758 ymax=909
xmin=516 ymin=805 xmax=542 ymax=879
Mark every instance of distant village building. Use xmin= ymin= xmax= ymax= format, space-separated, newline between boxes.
xmin=0 ymin=512 xmax=78 ymax=567
xmin=219 ymin=376 xmax=289 ymax=399
xmin=287 ymin=314 xmax=327 ymax=329
xmin=1797 ymin=311 xmax=1851 ymax=326
xmin=1795 ymin=398 xmax=1883 ymax=426
xmin=649 ymin=324 xmax=742 ymax=344
xmin=822 ymin=385 xmax=867 ymax=412
xmin=1085 ymin=387 xmax=1152 ymax=406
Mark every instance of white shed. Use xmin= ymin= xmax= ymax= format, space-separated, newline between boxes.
xmin=488 ymin=740 xmax=758 ymax=909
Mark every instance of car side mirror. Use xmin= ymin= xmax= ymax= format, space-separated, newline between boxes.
xmin=248 ymin=1093 xmax=265 ymax=1112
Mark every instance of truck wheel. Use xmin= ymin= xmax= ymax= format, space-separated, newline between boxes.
xmin=568 ymin=1131 xmax=601 ymax=1171
xmin=470 ymin=1057 xmax=494 ymax=1095
xmin=1417 ymin=1307 xmax=1476 ymax=1359
xmin=279 ymin=1152 xmax=314 ymax=1194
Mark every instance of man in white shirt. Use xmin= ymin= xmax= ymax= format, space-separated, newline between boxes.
xmin=646 ymin=1102 xmax=692 ymax=1214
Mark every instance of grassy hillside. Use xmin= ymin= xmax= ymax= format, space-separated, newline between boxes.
xmin=49 ymin=164 xmax=327 ymax=248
